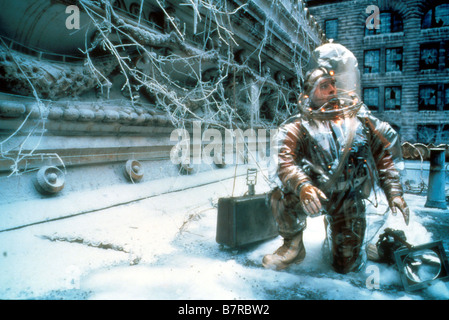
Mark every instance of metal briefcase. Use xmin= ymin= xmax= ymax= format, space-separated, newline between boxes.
xmin=216 ymin=193 xmax=279 ymax=248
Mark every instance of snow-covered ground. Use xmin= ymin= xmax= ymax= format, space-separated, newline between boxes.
xmin=1 ymin=168 xmax=449 ymax=300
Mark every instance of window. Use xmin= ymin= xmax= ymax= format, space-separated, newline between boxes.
xmin=420 ymin=44 xmax=439 ymax=70
xmin=445 ymin=85 xmax=449 ymax=110
xmin=363 ymin=87 xmax=379 ymax=111
xmin=325 ymin=19 xmax=338 ymax=40
xmin=364 ymin=50 xmax=380 ymax=74
xmin=391 ymin=124 xmax=401 ymax=135
xmin=386 ymin=48 xmax=403 ymax=72
xmin=385 ymin=87 xmax=401 ymax=110
xmin=419 ymin=84 xmax=449 ymax=111
xmin=422 ymin=4 xmax=449 ymax=29
xmin=445 ymin=42 xmax=449 ymax=68
xmin=417 ymin=124 xmax=449 ymax=144
xmin=366 ymin=11 xmax=403 ymax=35
xmin=419 ymin=85 xmax=438 ymax=110
xmin=442 ymin=125 xmax=449 ymax=143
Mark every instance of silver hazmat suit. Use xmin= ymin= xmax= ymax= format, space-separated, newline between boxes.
xmin=268 ymin=43 xmax=407 ymax=273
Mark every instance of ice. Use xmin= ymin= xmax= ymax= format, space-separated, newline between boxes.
xmin=426 ymin=281 xmax=449 ymax=299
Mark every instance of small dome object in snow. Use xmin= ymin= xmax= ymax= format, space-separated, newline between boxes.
xmin=124 ymin=159 xmax=144 ymax=182
xmin=34 ymin=166 xmax=65 ymax=194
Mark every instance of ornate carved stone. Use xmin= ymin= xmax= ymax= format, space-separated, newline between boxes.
xmin=34 ymin=166 xmax=65 ymax=195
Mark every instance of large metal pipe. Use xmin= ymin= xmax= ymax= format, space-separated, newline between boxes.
xmin=425 ymin=148 xmax=447 ymax=209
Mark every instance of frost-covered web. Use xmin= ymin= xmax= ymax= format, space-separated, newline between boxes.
xmin=78 ymin=0 xmax=312 ymax=127
xmin=0 ymin=38 xmax=66 ymax=177
xmin=0 ymin=0 xmax=316 ymax=177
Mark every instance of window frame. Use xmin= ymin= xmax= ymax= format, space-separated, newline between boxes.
xmin=422 ymin=4 xmax=449 ymax=29
xmin=445 ymin=42 xmax=449 ymax=69
xmin=363 ymin=87 xmax=380 ymax=111
xmin=420 ymin=43 xmax=440 ymax=70
xmin=364 ymin=49 xmax=380 ymax=74
xmin=365 ymin=11 xmax=403 ymax=35
xmin=418 ymin=85 xmax=439 ymax=111
xmin=324 ymin=19 xmax=339 ymax=40
xmin=444 ymin=84 xmax=449 ymax=111
xmin=384 ymin=86 xmax=402 ymax=111
xmin=386 ymin=47 xmax=403 ymax=72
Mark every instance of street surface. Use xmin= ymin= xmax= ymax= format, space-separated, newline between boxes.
xmin=1 ymin=168 xmax=449 ymax=300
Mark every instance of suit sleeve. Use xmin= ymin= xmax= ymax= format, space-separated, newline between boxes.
xmin=277 ymin=120 xmax=312 ymax=194
xmin=365 ymin=115 xmax=404 ymax=200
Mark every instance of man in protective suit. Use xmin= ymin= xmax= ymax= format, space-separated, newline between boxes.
xmin=262 ymin=43 xmax=410 ymax=274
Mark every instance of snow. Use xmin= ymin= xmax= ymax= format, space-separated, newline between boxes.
xmin=0 ymin=167 xmax=448 ymax=300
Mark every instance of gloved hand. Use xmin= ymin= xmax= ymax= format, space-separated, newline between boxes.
xmin=298 ymin=184 xmax=328 ymax=217
xmin=389 ymin=196 xmax=410 ymax=225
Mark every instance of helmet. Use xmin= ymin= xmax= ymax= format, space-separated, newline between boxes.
xmin=306 ymin=42 xmax=361 ymax=100
xmin=303 ymin=67 xmax=336 ymax=97
xmin=300 ymin=43 xmax=362 ymax=119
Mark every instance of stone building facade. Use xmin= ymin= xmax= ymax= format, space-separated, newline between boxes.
xmin=0 ymin=0 xmax=322 ymax=217
xmin=306 ymin=0 xmax=449 ymax=145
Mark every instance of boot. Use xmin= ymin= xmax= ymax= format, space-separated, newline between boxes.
xmin=262 ymin=232 xmax=306 ymax=270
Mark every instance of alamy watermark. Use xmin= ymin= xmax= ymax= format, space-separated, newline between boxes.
xmin=169 ymin=121 xmax=279 ymax=166
xmin=365 ymin=264 xmax=380 ymax=289
xmin=65 ymin=5 xmax=80 ymax=30
xmin=366 ymin=5 xmax=380 ymax=30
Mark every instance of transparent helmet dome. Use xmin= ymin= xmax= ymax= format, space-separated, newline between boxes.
xmin=300 ymin=43 xmax=362 ymax=119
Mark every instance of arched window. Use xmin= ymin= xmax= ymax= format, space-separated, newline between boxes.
xmin=422 ymin=4 xmax=449 ymax=29
xmin=365 ymin=11 xmax=403 ymax=35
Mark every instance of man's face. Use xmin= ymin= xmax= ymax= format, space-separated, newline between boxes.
xmin=311 ymin=77 xmax=337 ymax=108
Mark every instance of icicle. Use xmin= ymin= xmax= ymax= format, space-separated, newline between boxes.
xmin=193 ymin=0 xmax=199 ymax=34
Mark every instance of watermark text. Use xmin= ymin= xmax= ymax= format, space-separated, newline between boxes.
xmin=169 ymin=121 xmax=278 ymax=166
xmin=366 ymin=5 xmax=380 ymax=30
xmin=65 ymin=5 xmax=80 ymax=30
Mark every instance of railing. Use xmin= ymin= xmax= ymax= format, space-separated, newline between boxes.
xmin=0 ymin=36 xmax=84 ymax=63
